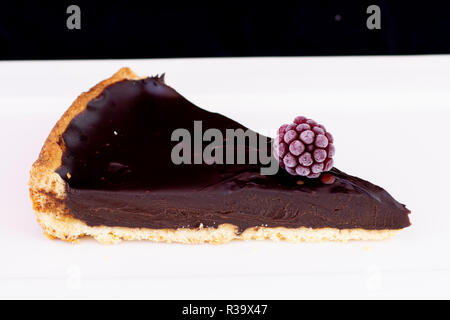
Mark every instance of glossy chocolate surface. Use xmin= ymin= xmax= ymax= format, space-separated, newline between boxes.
xmin=56 ymin=77 xmax=410 ymax=231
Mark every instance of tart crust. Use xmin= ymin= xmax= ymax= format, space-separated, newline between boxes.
xmin=29 ymin=68 xmax=402 ymax=244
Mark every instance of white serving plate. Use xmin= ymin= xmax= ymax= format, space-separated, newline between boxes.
xmin=0 ymin=56 xmax=449 ymax=299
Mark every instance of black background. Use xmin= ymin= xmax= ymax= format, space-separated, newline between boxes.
xmin=1 ymin=1 xmax=450 ymax=60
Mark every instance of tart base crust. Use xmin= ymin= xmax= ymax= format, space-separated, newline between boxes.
xmin=35 ymin=209 xmax=400 ymax=245
xmin=29 ymin=67 xmax=402 ymax=244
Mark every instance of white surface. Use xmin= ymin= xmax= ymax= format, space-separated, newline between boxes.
xmin=0 ymin=56 xmax=449 ymax=299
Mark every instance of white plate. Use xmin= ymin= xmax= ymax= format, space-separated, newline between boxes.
xmin=1 ymin=56 xmax=449 ymax=299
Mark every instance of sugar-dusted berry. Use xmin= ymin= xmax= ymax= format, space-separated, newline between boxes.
xmin=274 ymin=116 xmax=335 ymax=178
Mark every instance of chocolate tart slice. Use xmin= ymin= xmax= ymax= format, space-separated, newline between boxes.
xmin=29 ymin=68 xmax=410 ymax=244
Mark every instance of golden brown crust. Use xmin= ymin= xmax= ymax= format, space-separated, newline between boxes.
xmin=29 ymin=68 xmax=403 ymax=244
xmin=36 ymin=210 xmax=400 ymax=245
xmin=29 ymin=68 xmax=141 ymax=200
xmin=29 ymin=68 xmax=143 ymax=234
xmin=33 ymin=67 xmax=140 ymax=173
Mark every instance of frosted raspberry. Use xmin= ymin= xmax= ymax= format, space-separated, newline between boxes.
xmin=274 ymin=141 xmax=288 ymax=158
xmin=327 ymin=143 xmax=335 ymax=157
xmin=289 ymin=140 xmax=305 ymax=156
xmin=294 ymin=116 xmax=307 ymax=124
xmin=299 ymin=130 xmax=315 ymax=144
xmin=324 ymin=158 xmax=334 ymax=171
xmin=285 ymin=123 xmax=297 ymax=132
xmin=296 ymin=123 xmax=310 ymax=132
xmin=313 ymin=149 xmax=327 ymax=162
xmin=285 ymin=166 xmax=296 ymax=175
xmin=283 ymin=153 xmax=298 ymax=168
xmin=284 ymin=130 xmax=298 ymax=144
xmin=315 ymin=134 xmax=328 ymax=148
xmin=313 ymin=126 xmax=325 ymax=135
xmin=275 ymin=116 xmax=335 ymax=178
xmin=311 ymin=162 xmax=324 ymax=174
xmin=295 ymin=165 xmax=310 ymax=176
xmin=278 ymin=124 xmax=289 ymax=135
xmin=299 ymin=152 xmax=313 ymax=166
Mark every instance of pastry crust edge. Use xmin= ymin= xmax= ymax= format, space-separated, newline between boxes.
xmin=35 ymin=209 xmax=400 ymax=245
xmin=29 ymin=68 xmax=402 ymax=244
xmin=29 ymin=67 xmax=142 ymax=201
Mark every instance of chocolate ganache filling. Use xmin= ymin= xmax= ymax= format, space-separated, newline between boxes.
xmin=56 ymin=76 xmax=410 ymax=232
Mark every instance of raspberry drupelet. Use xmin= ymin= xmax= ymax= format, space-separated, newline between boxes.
xmin=274 ymin=116 xmax=335 ymax=178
